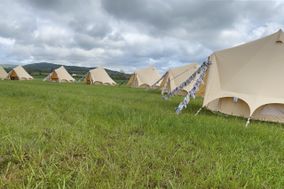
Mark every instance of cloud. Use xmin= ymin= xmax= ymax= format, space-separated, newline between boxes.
xmin=0 ymin=0 xmax=283 ymax=72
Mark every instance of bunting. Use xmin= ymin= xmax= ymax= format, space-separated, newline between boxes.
xmin=176 ymin=61 xmax=210 ymax=114
xmin=164 ymin=61 xmax=211 ymax=99
xmin=162 ymin=60 xmax=211 ymax=114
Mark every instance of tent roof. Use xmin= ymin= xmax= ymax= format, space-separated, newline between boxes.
xmin=204 ymin=29 xmax=284 ymax=116
xmin=160 ymin=63 xmax=199 ymax=93
xmin=9 ymin=65 xmax=33 ymax=80
xmin=0 ymin=66 xmax=8 ymax=79
xmin=54 ymin=66 xmax=75 ymax=81
xmin=132 ymin=66 xmax=161 ymax=87
xmin=87 ymin=67 xmax=116 ymax=85
xmin=45 ymin=66 xmax=75 ymax=82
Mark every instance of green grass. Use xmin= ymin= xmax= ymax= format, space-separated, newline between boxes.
xmin=0 ymin=80 xmax=283 ymax=188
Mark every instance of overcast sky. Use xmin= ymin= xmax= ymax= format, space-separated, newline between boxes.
xmin=0 ymin=0 xmax=283 ymax=72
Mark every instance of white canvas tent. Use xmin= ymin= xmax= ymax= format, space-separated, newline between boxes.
xmin=127 ymin=66 xmax=161 ymax=88
xmin=7 ymin=66 xmax=33 ymax=80
xmin=160 ymin=64 xmax=200 ymax=95
xmin=203 ymin=29 xmax=284 ymax=123
xmin=44 ymin=66 xmax=75 ymax=82
xmin=84 ymin=67 xmax=116 ymax=85
xmin=0 ymin=66 xmax=8 ymax=80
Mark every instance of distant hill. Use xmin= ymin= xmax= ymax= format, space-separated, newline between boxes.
xmin=23 ymin=62 xmax=130 ymax=81
xmin=1 ymin=64 xmax=17 ymax=69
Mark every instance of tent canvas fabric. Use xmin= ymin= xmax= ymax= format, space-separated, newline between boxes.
xmin=160 ymin=64 xmax=200 ymax=96
xmin=203 ymin=29 xmax=284 ymax=123
xmin=127 ymin=66 xmax=161 ymax=88
xmin=44 ymin=66 xmax=75 ymax=82
xmin=0 ymin=66 xmax=8 ymax=80
xmin=7 ymin=66 xmax=33 ymax=80
xmin=84 ymin=67 xmax=116 ymax=85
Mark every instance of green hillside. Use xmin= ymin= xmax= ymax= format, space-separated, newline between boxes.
xmin=0 ymin=80 xmax=283 ymax=188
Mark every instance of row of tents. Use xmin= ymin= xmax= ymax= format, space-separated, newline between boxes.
xmin=0 ymin=65 xmax=33 ymax=80
xmin=128 ymin=29 xmax=284 ymax=125
xmin=0 ymin=66 xmax=117 ymax=85
xmin=1 ymin=29 xmax=284 ymax=124
xmin=0 ymin=62 xmax=203 ymax=95
xmin=126 ymin=64 xmax=204 ymax=96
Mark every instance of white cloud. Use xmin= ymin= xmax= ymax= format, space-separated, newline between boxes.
xmin=0 ymin=37 xmax=15 ymax=46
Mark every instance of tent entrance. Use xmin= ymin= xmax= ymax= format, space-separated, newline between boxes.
xmin=252 ymin=103 xmax=284 ymax=123
xmin=50 ymin=72 xmax=59 ymax=81
xmin=10 ymin=70 xmax=19 ymax=80
xmin=207 ymin=97 xmax=250 ymax=118
xmin=86 ymin=80 xmax=92 ymax=84
xmin=85 ymin=73 xmax=92 ymax=84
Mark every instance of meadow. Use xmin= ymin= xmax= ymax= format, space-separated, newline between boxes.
xmin=0 ymin=80 xmax=283 ymax=188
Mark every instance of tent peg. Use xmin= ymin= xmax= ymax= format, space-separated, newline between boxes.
xmin=195 ymin=107 xmax=203 ymax=116
xmin=245 ymin=117 xmax=251 ymax=127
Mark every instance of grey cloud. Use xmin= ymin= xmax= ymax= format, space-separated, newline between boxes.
xmin=73 ymin=34 xmax=101 ymax=50
xmin=102 ymin=0 xmax=237 ymax=29
xmin=0 ymin=0 xmax=284 ymax=72
xmin=24 ymin=0 xmax=89 ymax=13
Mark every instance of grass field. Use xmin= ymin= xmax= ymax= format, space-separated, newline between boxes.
xmin=0 ymin=80 xmax=283 ymax=188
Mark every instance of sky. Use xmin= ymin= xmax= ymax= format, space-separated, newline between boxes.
xmin=0 ymin=0 xmax=284 ymax=73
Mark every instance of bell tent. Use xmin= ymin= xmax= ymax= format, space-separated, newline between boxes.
xmin=202 ymin=29 xmax=284 ymax=123
xmin=7 ymin=66 xmax=33 ymax=80
xmin=127 ymin=66 xmax=161 ymax=88
xmin=84 ymin=67 xmax=116 ymax=85
xmin=0 ymin=66 xmax=8 ymax=80
xmin=160 ymin=64 xmax=200 ymax=95
xmin=44 ymin=66 xmax=75 ymax=82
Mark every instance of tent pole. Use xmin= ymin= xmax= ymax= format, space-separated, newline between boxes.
xmin=245 ymin=117 xmax=251 ymax=127
xmin=195 ymin=107 xmax=203 ymax=116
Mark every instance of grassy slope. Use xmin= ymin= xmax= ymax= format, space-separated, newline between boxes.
xmin=0 ymin=80 xmax=283 ymax=188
